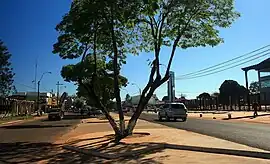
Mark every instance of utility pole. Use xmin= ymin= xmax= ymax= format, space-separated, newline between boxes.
xmin=34 ymin=57 xmax=38 ymax=91
xmin=56 ymin=81 xmax=63 ymax=105
xmin=37 ymin=81 xmax=40 ymax=113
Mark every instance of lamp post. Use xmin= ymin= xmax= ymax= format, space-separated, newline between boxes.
xmin=37 ymin=71 xmax=51 ymax=116
xmin=131 ymin=83 xmax=141 ymax=95
xmin=56 ymin=82 xmax=66 ymax=105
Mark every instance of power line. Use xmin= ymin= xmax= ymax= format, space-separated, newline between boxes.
xmin=177 ymin=52 xmax=270 ymax=80
xmin=178 ymin=49 xmax=270 ymax=78
xmin=14 ymin=81 xmax=35 ymax=90
xmin=42 ymin=86 xmax=51 ymax=92
xmin=176 ymin=44 xmax=270 ymax=78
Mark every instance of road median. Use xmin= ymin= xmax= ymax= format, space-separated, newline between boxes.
xmin=52 ymin=113 xmax=270 ymax=163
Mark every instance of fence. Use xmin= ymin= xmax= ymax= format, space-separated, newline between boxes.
xmin=0 ymin=97 xmax=35 ymax=117
xmin=184 ymin=95 xmax=270 ymax=111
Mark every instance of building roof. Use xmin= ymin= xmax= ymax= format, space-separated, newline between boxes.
xmin=242 ymin=58 xmax=270 ymax=72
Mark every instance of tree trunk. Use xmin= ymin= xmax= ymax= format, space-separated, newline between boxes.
xmin=125 ymin=79 xmax=161 ymax=136
xmin=199 ymin=98 xmax=202 ymax=110
xmin=83 ymin=83 xmax=121 ymax=136
xmin=216 ymin=97 xmax=218 ymax=110
xmin=125 ymin=92 xmax=152 ymax=135
xmin=109 ymin=11 xmax=125 ymax=135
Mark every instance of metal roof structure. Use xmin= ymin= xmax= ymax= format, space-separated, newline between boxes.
xmin=242 ymin=58 xmax=270 ymax=72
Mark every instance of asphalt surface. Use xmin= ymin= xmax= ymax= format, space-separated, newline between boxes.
xmin=139 ymin=112 xmax=270 ymax=151
xmin=0 ymin=116 xmax=80 ymax=143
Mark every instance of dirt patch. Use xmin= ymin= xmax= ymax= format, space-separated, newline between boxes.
xmin=105 ymin=132 xmax=150 ymax=140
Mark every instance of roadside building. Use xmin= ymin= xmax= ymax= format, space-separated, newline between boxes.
xmin=242 ymin=58 xmax=270 ymax=110
xmin=129 ymin=94 xmax=159 ymax=106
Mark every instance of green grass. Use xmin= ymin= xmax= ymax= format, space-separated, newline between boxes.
xmin=0 ymin=115 xmax=34 ymax=124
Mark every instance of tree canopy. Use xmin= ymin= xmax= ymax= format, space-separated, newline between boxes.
xmin=73 ymin=97 xmax=85 ymax=109
xmin=0 ymin=40 xmax=15 ymax=97
xmin=61 ymin=56 xmax=128 ymax=107
xmin=198 ymin=92 xmax=211 ymax=99
xmin=249 ymin=81 xmax=260 ymax=94
xmin=219 ymin=80 xmax=247 ymax=105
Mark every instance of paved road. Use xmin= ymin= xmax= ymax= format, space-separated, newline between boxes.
xmin=0 ymin=115 xmax=84 ymax=164
xmin=139 ymin=113 xmax=270 ymax=151
xmin=0 ymin=116 xmax=80 ymax=143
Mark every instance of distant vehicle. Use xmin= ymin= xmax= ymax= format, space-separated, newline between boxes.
xmin=48 ymin=108 xmax=64 ymax=120
xmin=123 ymin=107 xmax=129 ymax=113
xmin=48 ymin=92 xmax=67 ymax=121
xmin=81 ymin=106 xmax=91 ymax=115
xmin=92 ymin=109 xmax=102 ymax=115
xmin=158 ymin=102 xmax=187 ymax=122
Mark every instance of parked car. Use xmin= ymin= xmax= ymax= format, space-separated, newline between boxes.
xmin=92 ymin=109 xmax=103 ymax=115
xmin=158 ymin=102 xmax=187 ymax=121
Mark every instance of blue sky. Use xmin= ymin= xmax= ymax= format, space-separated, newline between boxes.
xmin=1 ymin=0 xmax=270 ymax=100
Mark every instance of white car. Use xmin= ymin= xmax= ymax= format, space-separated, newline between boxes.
xmin=158 ymin=102 xmax=187 ymax=121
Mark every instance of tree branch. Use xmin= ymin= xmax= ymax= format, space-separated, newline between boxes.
xmin=165 ymin=6 xmax=200 ymax=75
xmin=81 ymin=44 xmax=90 ymax=62
xmin=149 ymin=17 xmax=161 ymax=79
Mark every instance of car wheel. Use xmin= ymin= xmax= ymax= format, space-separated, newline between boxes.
xmin=182 ymin=117 xmax=187 ymax=122
xmin=165 ymin=114 xmax=170 ymax=121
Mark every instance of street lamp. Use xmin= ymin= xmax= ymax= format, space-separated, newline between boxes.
xmin=37 ymin=71 xmax=52 ymax=115
xmin=131 ymin=83 xmax=141 ymax=95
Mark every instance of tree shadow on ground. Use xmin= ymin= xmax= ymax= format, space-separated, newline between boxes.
xmin=85 ymin=119 xmax=130 ymax=124
xmin=64 ymin=134 xmax=270 ymax=161
xmin=222 ymin=113 xmax=270 ymax=120
xmin=1 ymin=135 xmax=270 ymax=164
xmin=0 ymin=141 xmax=164 ymax=164
xmin=0 ymin=124 xmax=71 ymax=129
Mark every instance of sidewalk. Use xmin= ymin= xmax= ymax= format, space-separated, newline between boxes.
xmin=188 ymin=111 xmax=270 ymax=124
xmin=50 ymin=114 xmax=270 ymax=164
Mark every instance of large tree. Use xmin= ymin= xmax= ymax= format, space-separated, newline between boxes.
xmin=53 ymin=0 xmax=239 ymax=141
xmin=0 ymin=40 xmax=15 ymax=97
xmin=219 ymin=80 xmax=247 ymax=109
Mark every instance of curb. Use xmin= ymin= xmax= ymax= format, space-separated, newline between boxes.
xmin=63 ymin=142 xmax=270 ymax=160
xmin=0 ymin=120 xmax=24 ymax=126
xmin=0 ymin=115 xmax=47 ymax=127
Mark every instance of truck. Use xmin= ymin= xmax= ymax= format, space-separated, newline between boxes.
xmin=47 ymin=92 xmax=67 ymax=121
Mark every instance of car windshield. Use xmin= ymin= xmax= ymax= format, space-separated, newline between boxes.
xmin=171 ymin=104 xmax=186 ymax=109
